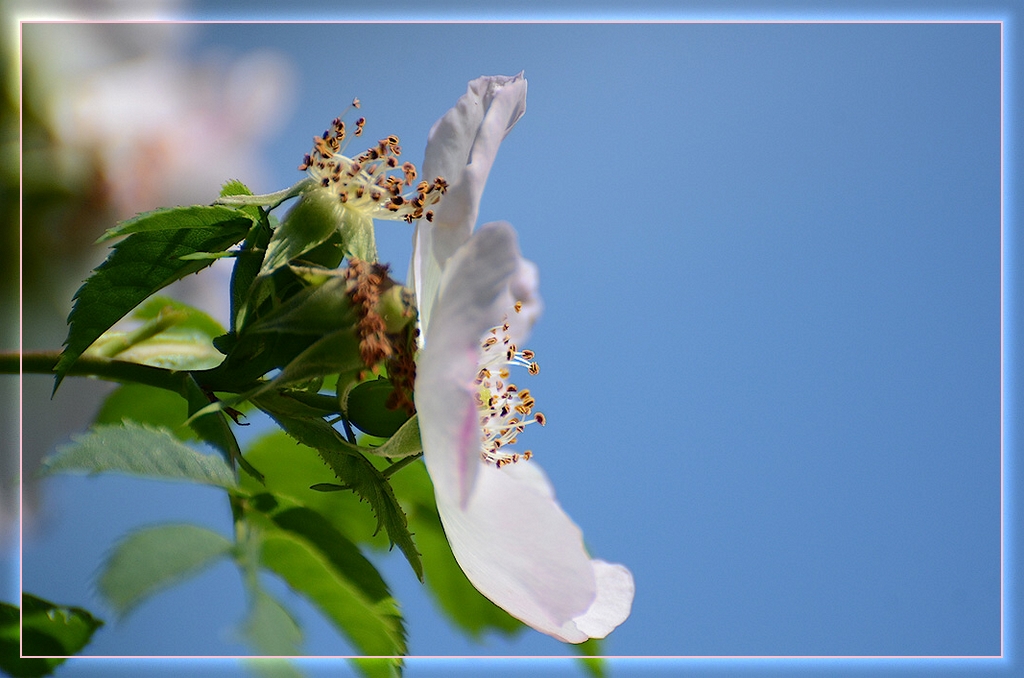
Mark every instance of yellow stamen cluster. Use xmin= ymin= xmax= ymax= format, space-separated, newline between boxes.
xmin=299 ymin=113 xmax=447 ymax=224
xmin=475 ymin=302 xmax=545 ymax=468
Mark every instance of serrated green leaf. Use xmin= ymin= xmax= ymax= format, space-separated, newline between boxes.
xmin=40 ymin=422 xmax=236 ymax=488
xmin=94 ymin=383 xmax=193 ymax=440
xmin=262 ymin=412 xmax=422 ymax=581
xmin=55 ymin=220 xmax=252 ymax=390
xmin=241 ymin=589 xmax=303 ymax=656
xmin=97 ymin=204 xmax=253 ymax=242
xmin=256 ymin=506 xmax=405 ymax=658
xmin=97 ymin=523 xmax=233 ymax=617
xmin=0 ymin=594 xmax=103 ymax=677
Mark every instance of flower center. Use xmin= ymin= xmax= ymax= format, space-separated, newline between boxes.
xmin=299 ymin=107 xmax=447 ymax=224
xmin=475 ymin=302 xmax=545 ymax=468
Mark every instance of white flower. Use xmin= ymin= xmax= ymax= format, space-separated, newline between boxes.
xmin=412 ymin=75 xmax=634 ymax=643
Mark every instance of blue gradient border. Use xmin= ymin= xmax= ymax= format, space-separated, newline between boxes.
xmin=11 ymin=2 xmax=1016 ymax=677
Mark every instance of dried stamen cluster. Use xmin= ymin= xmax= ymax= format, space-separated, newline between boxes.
xmin=344 ymin=258 xmax=393 ymax=367
xmin=385 ymin=321 xmax=418 ymax=417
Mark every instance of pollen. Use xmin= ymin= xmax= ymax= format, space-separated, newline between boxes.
xmin=476 ymin=302 xmax=545 ymax=468
xmin=300 ymin=109 xmax=445 ymax=224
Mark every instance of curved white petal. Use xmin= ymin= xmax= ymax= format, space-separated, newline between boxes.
xmin=411 ymin=73 xmax=528 ymax=338
xmin=415 ymin=222 xmax=521 ymax=503
xmin=415 ymin=222 xmax=634 ymax=642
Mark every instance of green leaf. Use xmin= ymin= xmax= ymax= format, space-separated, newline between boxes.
xmin=239 ymin=431 xmax=386 ymax=547
xmin=241 ymin=589 xmax=303 ymax=656
xmin=387 ymin=460 xmax=523 ymax=639
xmin=0 ymin=594 xmax=103 ymax=677
xmin=255 ymin=506 xmax=406 ymax=659
xmin=262 ymin=412 xmax=422 ymax=581
xmin=96 ymin=204 xmax=254 ymax=242
xmin=94 ymin=383 xmax=193 ymax=439
xmin=40 ymin=422 xmax=236 ymax=489
xmin=54 ymin=217 xmax=252 ymax=390
xmin=97 ymin=524 xmax=233 ymax=617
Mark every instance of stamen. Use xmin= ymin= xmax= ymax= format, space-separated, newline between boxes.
xmin=476 ymin=302 xmax=545 ymax=468
xmin=300 ymin=111 xmax=445 ymax=224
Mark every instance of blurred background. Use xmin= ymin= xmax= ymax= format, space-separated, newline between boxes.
xmin=3 ymin=3 xmax=1012 ymax=678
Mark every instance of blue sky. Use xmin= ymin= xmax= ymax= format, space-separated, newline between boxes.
xmin=13 ymin=15 xmax=1013 ymax=678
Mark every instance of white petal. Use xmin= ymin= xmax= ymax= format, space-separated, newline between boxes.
xmin=571 ymin=560 xmax=636 ymax=639
xmin=415 ymin=222 xmax=521 ymax=503
xmin=415 ymin=222 xmax=634 ymax=642
xmin=411 ymin=73 xmax=527 ymax=336
xmin=433 ymin=460 xmax=633 ymax=643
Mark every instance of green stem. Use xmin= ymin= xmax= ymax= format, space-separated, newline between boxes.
xmin=5 ymin=350 xmax=187 ymax=393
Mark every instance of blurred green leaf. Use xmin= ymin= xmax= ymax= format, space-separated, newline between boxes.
xmin=40 ymin=422 xmax=236 ymax=488
xmin=263 ymin=413 xmax=422 ymax=581
xmin=573 ymin=638 xmax=607 ymax=678
xmin=86 ymin=296 xmax=227 ymax=371
xmin=131 ymin=296 xmax=226 ymax=338
xmin=54 ymin=218 xmax=252 ymax=390
xmin=241 ymin=589 xmax=303 ymax=656
xmin=94 ymin=383 xmax=193 ymax=439
xmin=97 ymin=523 xmax=233 ymax=617
xmin=255 ymin=506 xmax=406 ymax=658
xmin=0 ymin=594 xmax=103 ymax=677
xmin=243 ymin=659 xmax=307 ymax=678
xmin=239 ymin=431 xmax=384 ymax=546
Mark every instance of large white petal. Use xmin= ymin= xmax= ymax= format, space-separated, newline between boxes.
xmin=411 ymin=74 xmax=527 ymax=338
xmin=435 ymin=458 xmax=633 ymax=643
xmin=415 ymin=221 xmax=634 ymax=642
xmin=415 ymin=222 xmax=521 ymax=503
